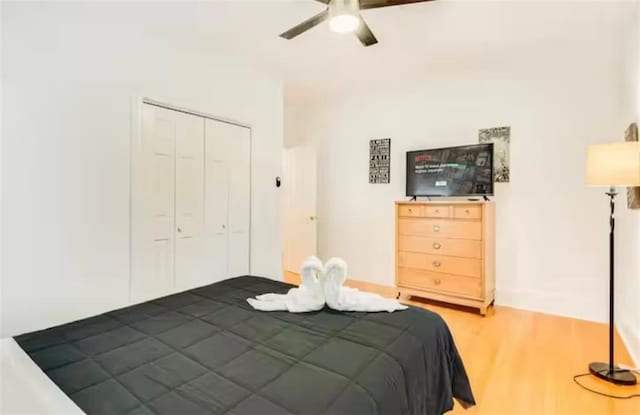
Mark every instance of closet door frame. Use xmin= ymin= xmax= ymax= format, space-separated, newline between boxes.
xmin=130 ymin=96 xmax=253 ymax=302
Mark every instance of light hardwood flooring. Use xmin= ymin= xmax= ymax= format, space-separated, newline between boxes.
xmin=284 ymin=271 xmax=640 ymax=415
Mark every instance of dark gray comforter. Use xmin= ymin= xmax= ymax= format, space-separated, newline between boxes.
xmin=15 ymin=276 xmax=475 ymax=415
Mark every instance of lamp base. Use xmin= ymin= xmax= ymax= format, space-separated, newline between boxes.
xmin=589 ymin=362 xmax=637 ymax=385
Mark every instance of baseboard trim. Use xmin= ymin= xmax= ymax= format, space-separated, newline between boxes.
xmin=494 ymin=287 xmax=608 ymax=323
xmin=617 ymin=323 xmax=640 ymax=367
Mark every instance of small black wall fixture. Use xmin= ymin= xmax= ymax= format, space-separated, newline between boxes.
xmin=275 ymin=176 xmax=281 ymax=188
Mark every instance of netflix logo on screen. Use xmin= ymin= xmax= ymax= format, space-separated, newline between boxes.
xmin=414 ymin=154 xmax=436 ymax=162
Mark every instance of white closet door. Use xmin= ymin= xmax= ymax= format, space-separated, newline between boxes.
xmin=132 ymin=105 xmax=176 ymax=302
xmin=205 ymin=119 xmax=231 ymax=283
xmin=174 ymin=112 xmax=205 ymax=291
xmin=227 ymin=126 xmax=251 ymax=277
xmin=133 ymin=103 xmax=251 ymax=301
xmin=204 ymin=119 xmax=251 ymax=282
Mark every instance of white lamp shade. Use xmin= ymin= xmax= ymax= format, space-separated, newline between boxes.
xmin=586 ymin=142 xmax=640 ymax=186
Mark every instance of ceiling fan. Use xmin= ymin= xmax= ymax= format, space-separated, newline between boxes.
xmin=279 ymin=0 xmax=436 ymax=47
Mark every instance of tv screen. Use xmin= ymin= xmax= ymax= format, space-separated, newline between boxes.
xmin=406 ymin=143 xmax=494 ymax=197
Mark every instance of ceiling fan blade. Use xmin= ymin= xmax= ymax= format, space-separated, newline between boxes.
xmin=355 ymin=16 xmax=378 ymax=46
xmin=360 ymin=0 xmax=436 ymax=10
xmin=279 ymin=9 xmax=329 ymax=39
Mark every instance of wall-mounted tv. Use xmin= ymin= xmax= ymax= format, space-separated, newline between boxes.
xmin=406 ymin=143 xmax=494 ymax=197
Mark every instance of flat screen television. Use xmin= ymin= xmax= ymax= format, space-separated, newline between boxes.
xmin=406 ymin=143 xmax=494 ymax=197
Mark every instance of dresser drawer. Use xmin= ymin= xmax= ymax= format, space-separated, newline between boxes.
xmin=398 ymin=218 xmax=482 ymax=240
xmin=398 ymin=251 xmax=482 ymax=278
xmin=453 ymin=205 xmax=482 ymax=220
xmin=398 ymin=205 xmax=422 ymax=217
xmin=398 ymin=268 xmax=482 ymax=298
xmin=398 ymin=235 xmax=482 ymax=259
xmin=424 ymin=205 xmax=449 ymax=218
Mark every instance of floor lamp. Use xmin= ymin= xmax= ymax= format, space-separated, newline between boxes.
xmin=586 ymin=141 xmax=640 ymax=386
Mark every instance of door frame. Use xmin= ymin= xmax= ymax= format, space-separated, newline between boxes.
xmin=130 ymin=96 xmax=253 ymax=302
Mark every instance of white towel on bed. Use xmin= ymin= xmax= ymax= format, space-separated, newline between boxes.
xmin=323 ymin=257 xmax=408 ymax=313
xmin=247 ymin=256 xmax=325 ymax=312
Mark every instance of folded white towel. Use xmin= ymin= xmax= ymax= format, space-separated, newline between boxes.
xmin=247 ymin=256 xmax=325 ymax=313
xmin=323 ymin=257 xmax=408 ymax=313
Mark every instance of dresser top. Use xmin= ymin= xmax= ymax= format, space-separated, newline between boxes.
xmin=395 ymin=200 xmax=493 ymax=205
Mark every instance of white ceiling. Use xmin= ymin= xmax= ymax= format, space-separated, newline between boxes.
xmin=134 ymin=0 xmax=636 ymax=92
xmin=32 ymin=0 xmax=637 ymax=95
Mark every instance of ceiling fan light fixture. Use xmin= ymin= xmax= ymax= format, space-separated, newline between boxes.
xmin=329 ymin=0 xmax=360 ymax=33
xmin=329 ymin=14 xmax=360 ymax=33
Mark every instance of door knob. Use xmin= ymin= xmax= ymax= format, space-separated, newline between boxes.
xmin=222 ymin=224 xmax=226 ymax=229
xmin=308 ymin=216 xmax=316 ymax=221
xmin=177 ymin=227 xmax=182 ymax=233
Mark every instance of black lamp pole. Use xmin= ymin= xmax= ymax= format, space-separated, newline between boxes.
xmin=588 ymin=187 xmax=637 ymax=385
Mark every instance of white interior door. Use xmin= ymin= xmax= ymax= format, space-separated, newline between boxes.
xmin=283 ymin=146 xmax=317 ymax=273
xmin=132 ymin=105 xmax=176 ymax=302
xmin=204 ymin=119 xmax=251 ymax=282
xmin=174 ymin=112 xmax=205 ymax=291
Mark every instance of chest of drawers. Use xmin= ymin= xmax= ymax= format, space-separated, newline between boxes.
xmin=395 ymin=201 xmax=495 ymax=315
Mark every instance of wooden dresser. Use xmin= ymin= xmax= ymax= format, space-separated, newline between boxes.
xmin=395 ymin=201 xmax=495 ymax=315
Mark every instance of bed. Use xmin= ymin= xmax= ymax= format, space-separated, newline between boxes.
xmin=12 ymin=276 xmax=475 ymax=415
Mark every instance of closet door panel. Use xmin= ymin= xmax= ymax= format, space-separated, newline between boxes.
xmin=175 ymin=112 xmax=206 ymax=291
xmin=228 ymin=126 xmax=251 ymax=277
xmin=205 ymin=163 xmax=229 ymax=283
xmin=132 ymin=105 xmax=176 ymax=302
xmin=205 ymin=119 xmax=231 ymax=283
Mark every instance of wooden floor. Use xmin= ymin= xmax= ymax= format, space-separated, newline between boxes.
xmin=284 ymin=271 xmax=640 ymax=415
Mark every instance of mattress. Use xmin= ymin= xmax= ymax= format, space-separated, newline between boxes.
xmin=14 ymin=276 xmax=475 ymax=415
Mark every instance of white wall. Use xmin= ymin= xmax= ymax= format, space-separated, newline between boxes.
xmin=617 ymin=0 xmax=640 ymax=366
xmin=289 ymin=77 xmax=623 ymax=324
xmin=285 ymin=98 xmax=314 ymax=149
xmin=0 ymin=1 xmax=3 ymax=331
xmin=1 ymin=2 xmax=284 ymax=337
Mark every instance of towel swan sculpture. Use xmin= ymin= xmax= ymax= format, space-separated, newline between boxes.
xmin=247 ymin=256 xmax=407 ymax=313
xmin=247 ymin=256 xmax=325 ymax=312
xmin=323 ymin=258 xmax=408 ymax=312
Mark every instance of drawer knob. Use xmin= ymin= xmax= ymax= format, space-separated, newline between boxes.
xmin=434 ymin=209 xmax=440 ymax=213
xmin=408 ymin=208 xmax=412 ymax=212
xmin=433 ymin=242 xmax=441 ymax=250
xmin=433 ymin=225 xmax=440 ymax=232
xmin=433 ymin=260 xmax=441 ymax=268
xmin=465 ymin=209 xmax=470 ymax=214
xmin=434 ymin=278 xmax=441 ymax=285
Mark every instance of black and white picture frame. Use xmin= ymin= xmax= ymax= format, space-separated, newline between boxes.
xmin=479 ymin=126 xmax=510 ymax=183
xmin=369 ymin=138 xmax=391 ymax=184
xmin=625 ymin=122 xmax=639 ymax=209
